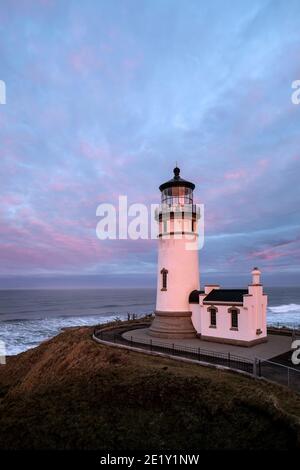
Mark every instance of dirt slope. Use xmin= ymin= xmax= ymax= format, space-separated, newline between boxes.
xmin=0 ymin=325 xmax=300 ymax=450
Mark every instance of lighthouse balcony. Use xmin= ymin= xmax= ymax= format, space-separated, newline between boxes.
xmin=155 ymin=203 xmax=200 ymax=221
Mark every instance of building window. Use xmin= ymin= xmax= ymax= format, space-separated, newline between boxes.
xmin=161 ymin=268 xmax=168 ymax=291
xmin=229 ymin=308 xmax=239 ymax=330
xmin=210 ymin=309 xmax=217 ymax=327
xmin=208 ymin=307 xmax=217 ymax=328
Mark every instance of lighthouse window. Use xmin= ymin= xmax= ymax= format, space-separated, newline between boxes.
xmin=163 ymin=220 xmax=168 ymax=234
xmin=231 ymin=310 xmax=238 ymax=329
xmin=161 ymin=269 xmax=168 ymax=290
xmin=161 ymin=187 xmax=193 ymax=206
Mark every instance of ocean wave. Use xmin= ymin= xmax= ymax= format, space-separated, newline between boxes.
xmin=0 ymin=317 xmax=43 ymax=323
xmin=267 ymin=303 xmax=300 ymax=328
xmin=268 ymin=303 xmax=300 ymax=314
xmin=0 ymin=312 xmax=120 ymax=355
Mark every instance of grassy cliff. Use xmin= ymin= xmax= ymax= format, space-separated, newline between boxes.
xmin=0 ymin=325 xmax=300 ymax=450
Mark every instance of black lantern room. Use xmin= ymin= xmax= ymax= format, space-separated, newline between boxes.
xmin=159 ymin=167 xmax=195 ymax=207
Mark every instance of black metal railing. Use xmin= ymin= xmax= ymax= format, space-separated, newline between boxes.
xmin=255 ymin=358 xmax=300 ymax=392
xmin=93 ymin=322 xmax=300 ymax=393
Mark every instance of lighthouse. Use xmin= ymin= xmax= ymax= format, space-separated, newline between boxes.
xmin=148 ymin=167 xmax=267 ymax=345
xmin=149 ymin=167 xmax=200 ymax=338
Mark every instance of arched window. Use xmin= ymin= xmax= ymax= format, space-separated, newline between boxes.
xmin=160 ymin=268 xmax=168 ymax=291
xmin=208 ymin=306 xmax=217 ymax=328
xmin=228 ymin=307 xmax=239 ymax=330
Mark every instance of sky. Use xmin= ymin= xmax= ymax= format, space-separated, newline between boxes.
xmin=0 ymin=0 xmax=300 ymax=288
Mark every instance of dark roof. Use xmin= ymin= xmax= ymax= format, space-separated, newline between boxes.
xmin=159 ymin=167 xmax=195 ymax=192
xmin=203 ymin=289 xmax=248 ymax=303
xmin=188 ymin=289 xmax=205 ymax=304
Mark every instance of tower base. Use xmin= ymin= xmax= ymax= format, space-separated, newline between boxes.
xmin=149 ymin=310 xmax=196 ymax=339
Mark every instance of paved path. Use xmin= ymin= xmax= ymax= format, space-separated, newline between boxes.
xmin=122 ymin=327 xmax=295 ymax=360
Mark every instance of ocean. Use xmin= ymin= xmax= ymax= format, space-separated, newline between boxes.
xmin=0 ymin=287 xmax=299 ymax=355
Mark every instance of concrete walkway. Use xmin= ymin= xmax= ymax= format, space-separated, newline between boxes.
xmin=122 ymin=327 xmax=295 ymax=360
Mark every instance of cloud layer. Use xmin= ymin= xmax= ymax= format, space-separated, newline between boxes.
xmin=0 ymin=0 xmax=300 ymax=287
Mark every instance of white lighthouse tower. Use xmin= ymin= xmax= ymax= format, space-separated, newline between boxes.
xmin=149 ymin=167 xmax=200 ymax=338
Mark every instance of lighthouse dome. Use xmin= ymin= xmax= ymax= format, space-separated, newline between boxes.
xmin=159 ymin=167 xmax=195 ymax=192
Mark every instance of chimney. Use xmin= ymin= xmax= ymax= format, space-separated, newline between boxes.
xmin=251 ymin=267 xmax=261 ymax=285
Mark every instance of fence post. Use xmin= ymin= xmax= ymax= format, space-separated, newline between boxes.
xmin=287 ymin=367 xmax=290 ymax=388
xmin=198 ymin=347 xmax=201 ymax=361
xmin=253 ymin=358 xmax=257 ymax=378
xmin=228 ymin=352 xmax=231 ymax=367
xmin=114 ymin=334 xmax=116 ymax=344
xmin=172 ymin=343 xmax=175 ymax=355
xmin=258 ymin=359 xmax=261 ymax=377
xmin=131 ymin=336 xmax=133 ymax=347
xmin=150 ymin=339 xmax=152 ymax=351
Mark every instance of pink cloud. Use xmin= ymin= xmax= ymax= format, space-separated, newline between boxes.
xmin=0 ymin=194 xmax=24 ymax=206
xmin=79 ymin=141 xmax=107 ymax=161
xmin=224 ymin=169 xmax=246 ymax=180
xmin=251 ymin=249 xmax=284 ymax=261
xmin=249 ymin=240 xmax=300 ymax=262
xmin=69 ymin=47 xmax=104 ymax=74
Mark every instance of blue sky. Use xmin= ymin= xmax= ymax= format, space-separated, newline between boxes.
xmin=0 ymin=0 xmax=300 ymax=288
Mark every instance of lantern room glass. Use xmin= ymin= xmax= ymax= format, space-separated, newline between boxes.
xmin=161 ymin=186 xmax=193 ymax=206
